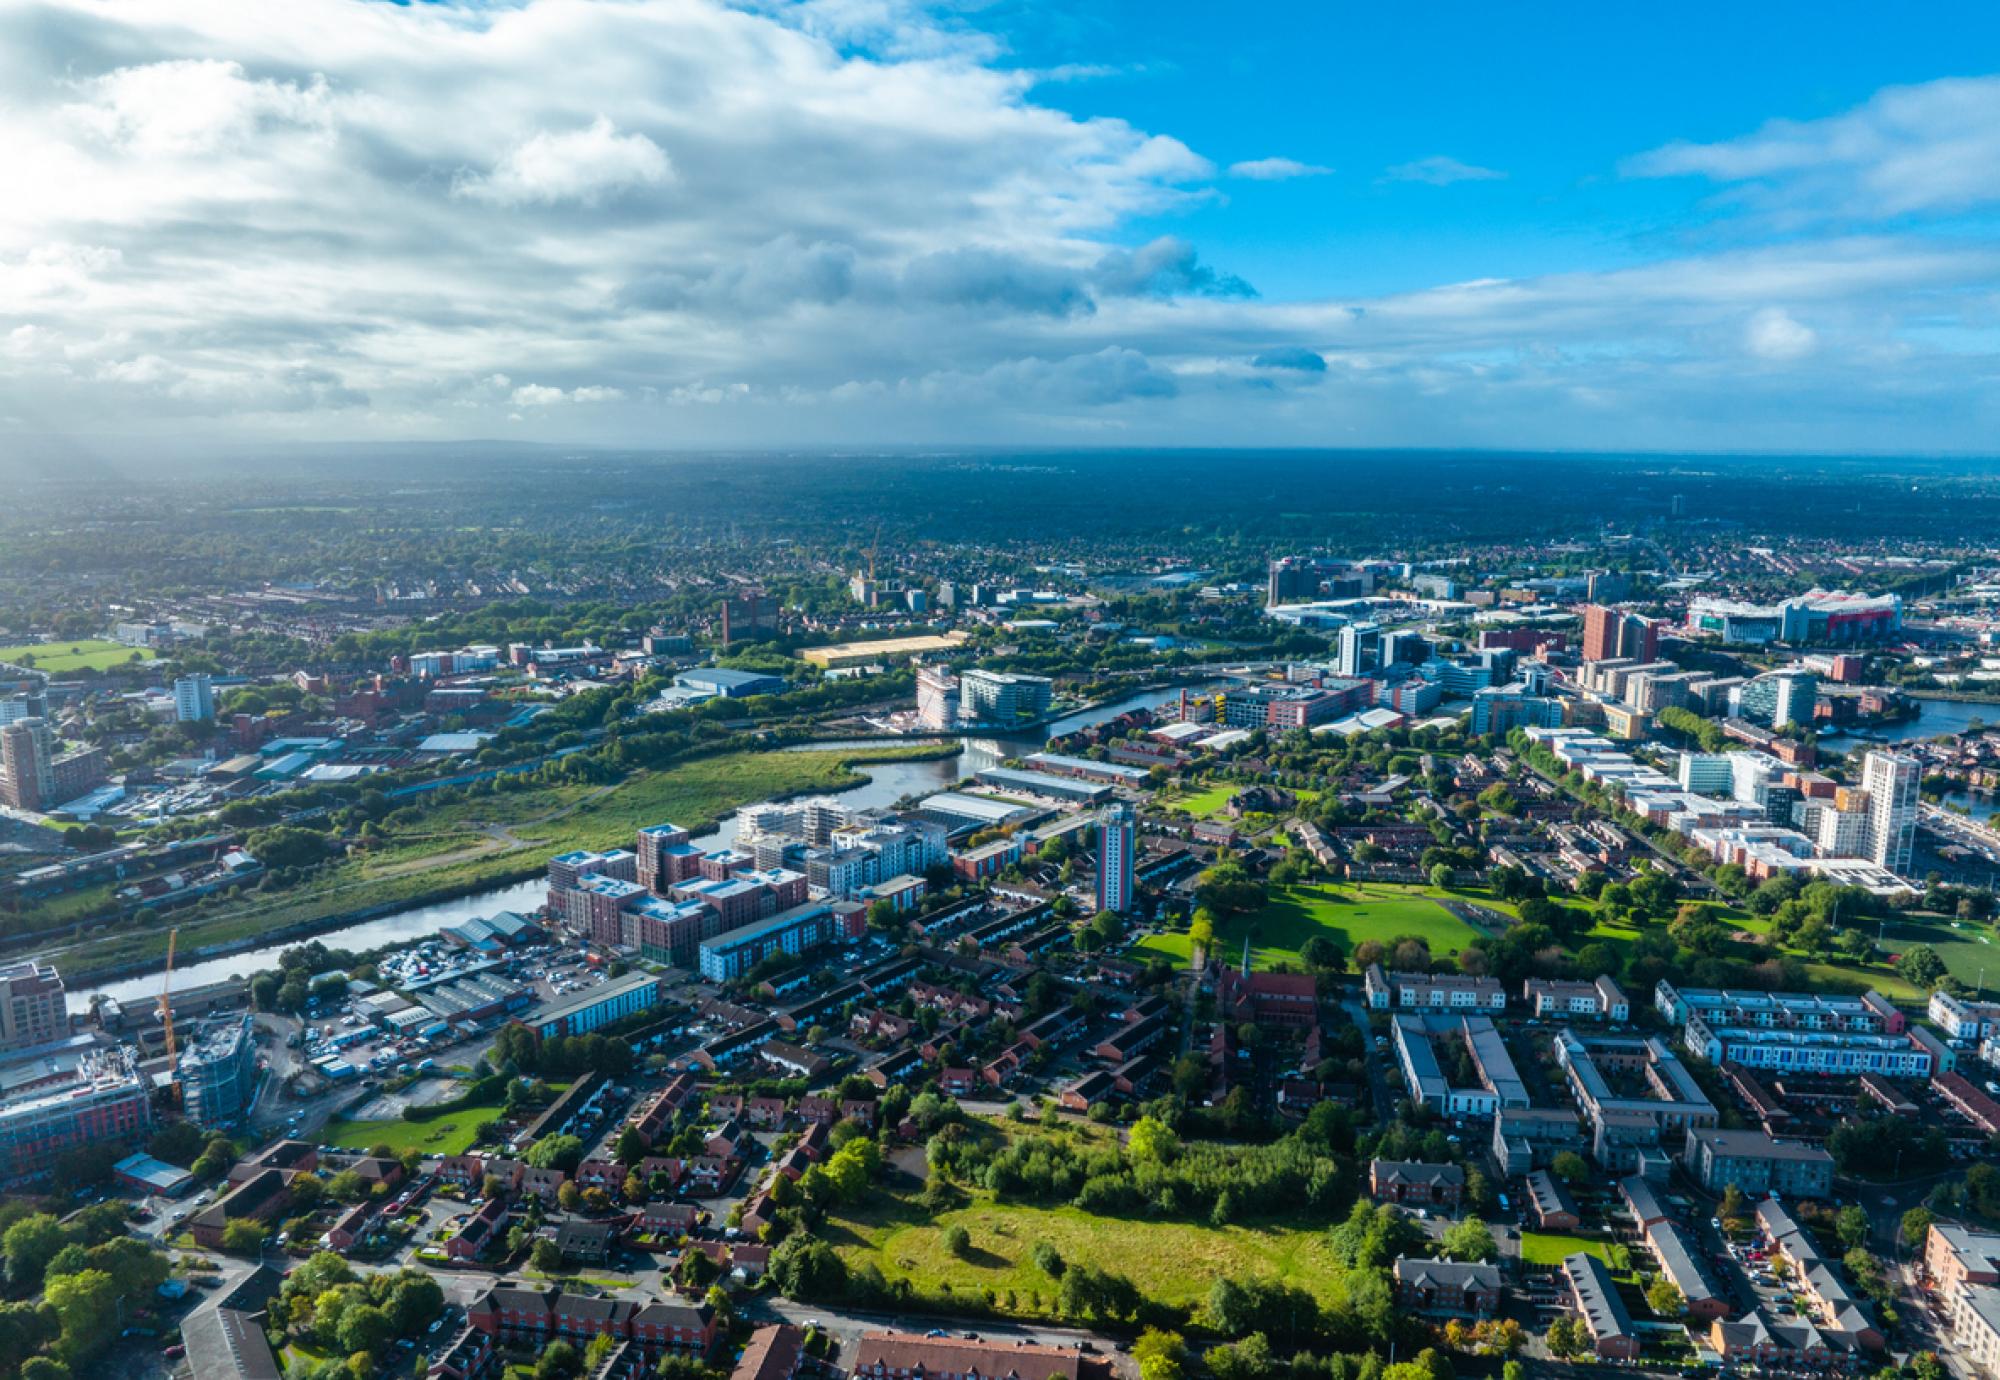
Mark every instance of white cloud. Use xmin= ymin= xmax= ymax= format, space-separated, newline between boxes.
xmin=457 ymin=116 xmax=672 ymax=206
xmin=511 ymin=383 xmax=627 ymax=405
xmin=0 ymin=0 xmax=1994 ymax=452
xmin=1383 ymin=155 xmax=1505 ymax=185
xmin=65 ymin=59 xmax=330 ymax=157
xmin=1227 ymin=157 xmax=1331 ymax=181
xmin=1626 ymin=75 xmax=2000 ymax=218
xmin=1744 ymin=307 xmax=1817 ymax=361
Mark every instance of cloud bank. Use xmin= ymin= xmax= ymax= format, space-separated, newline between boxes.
xmin=1 ymin=2 xmax=1999 ymax=453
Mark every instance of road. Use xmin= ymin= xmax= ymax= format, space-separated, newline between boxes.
xmin=1339 ymin=998 xmax=1392 ymax=1121
xmin=739 ymin=1293 xmax=1135 ymax=1374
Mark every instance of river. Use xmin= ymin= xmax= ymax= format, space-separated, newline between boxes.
xmin=68 ymin=679 xmax=1223 ymax=1010
xmin=1822 ymin=695 xmax=2000 ymax=744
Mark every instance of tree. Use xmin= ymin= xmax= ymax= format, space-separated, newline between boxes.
xmin=337 ymin=1302 xmax=396 ymax=1358
xmin=1429 ymin=863 xmax=1454 ymax=890
xmin=1132 ymin=1329 xmax=1187 ymax=1380
xmin=1440 ymin=1217 xmax=1496 ymax=1263
xmin=1128 ymin=1115 xmax=1180 ymax=1164
xmin=526 ymin=1134 xmax=585 ymax=1172
xmin=558 ymin=1181 xmax=583 ymax=1212
xmin=1502 ymin=1362 xmax=1524 ymax=1380
xmin=943 ymin=1225 xmax=972 ymax=1257
xmin=531 ymin=1239 xmax=563 ymax=1273
xmin=1719 ymin=1183 xmax=1748 ymax=1223
xmin=1646 ymin=1278 xmax=1685 ymax=1318
xmin=770 ymin=1236 xmax=847 ymax=1300
xmin=21 ymin=1359 xmax=71 ymax=1380
xmin=1897 ymin=944 xmax=1949 ymax=990
xmin=615 ymin=1126 xmax=648 ymax=1164
xmin=536 ymin=1341 xmax=583 ymax=1380
xmin=221 ymin=1219 xmax=268 ymax=1253
xmin=1902 ymin=1206 xmax=1937 ymax=1251
xmin=44 ymin=1268 xmax=119 ymax=1361
xmin=1836 ymin=1204 xmax=1871 ymax=1251
xmin=677 ymin=1248 xmax=721 ymax=1290
xmin=1549 ymin=1151 xmax=1589 ymax=1184
xmin=326 ymin=1170 xmax=370 ymax=1203
xmin=1544 ymin=1316 xmax=1590 ymax=1360
xmin=1032 ymin=1241 xmax=1064 ymax=1277
xmin=2 ymin=1214 xmax=64 ymax=1289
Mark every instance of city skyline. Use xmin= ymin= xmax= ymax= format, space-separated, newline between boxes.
xmin=6 ymin=2 xmax=2000 ymax=453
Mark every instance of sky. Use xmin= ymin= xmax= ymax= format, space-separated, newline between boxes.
xmin=7 ymin=0 xmax=2000 ymax=454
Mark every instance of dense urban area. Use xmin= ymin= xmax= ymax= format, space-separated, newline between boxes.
xmin=9 ymin=451 xmax=2000 ymax=1380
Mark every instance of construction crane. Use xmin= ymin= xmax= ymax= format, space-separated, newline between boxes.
xmin=160 ymin=928 xmax=180 ymax=1107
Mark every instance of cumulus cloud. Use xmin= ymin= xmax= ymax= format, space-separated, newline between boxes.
xmin=1744 ymin=307 xmax=1817 ymax=361
xmin=1227 ymin=157 xmax=1331 ymax=180
xmin=457 ymin=116 xmax=672 ymax=206
xmin=1383 ymin=155 xmax=1505 ymax=185
xmin=0 ymin=0 xmax=1996 ymax=452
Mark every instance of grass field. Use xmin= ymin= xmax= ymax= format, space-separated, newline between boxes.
xmin=1137 ymin=882 xmax=1490 ymax=968
xmin=0 ymin=639 xmax=155 ymax=672
xmin=1878 ymin=913 xmax=2000 ymax=993
xmin=1519 ymin=1232 xmax=1612 ymax=1266
xmin=1159 ymin=785 xmax=1235 ymax=818
xmin=826 ymin=1192 xmax=1349 ymax=1311
xmin=322 ymin=1105 xmax=506 ymax=1156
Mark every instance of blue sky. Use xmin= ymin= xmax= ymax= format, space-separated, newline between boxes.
xmin=5 ymin=0 xmax=2000 ymax=453
xmin=984 ymin=1 xmax=1996 ymax=295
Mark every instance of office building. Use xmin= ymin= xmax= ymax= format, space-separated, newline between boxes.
xmin=1096 ymin=802 xmax=1135 ymax=914
xmin=1860 ymin=750 xmax=1917 ymax=875
xmin=1380 ymin=629 xmax=1430 ymax=667
xmin=1679 ymin=752 xmax=1735 ymax=796
xmin=1336 ymin=621 xmax=1380 ymax=677
xmin=1470 ymin=683 xmax=1565 ymax=736
xmin=174 ymin=674 xmax=216 ymax=723
xmin=178 ymin=1014 xmax=260 ymax=1127
xmin=0 ymin=960 xmax=65 ymax=1051
xmin=1733 ymin=671 xmax=1818 ymax=729
xmin=958 ymin=670 xmax=1053 ymax=725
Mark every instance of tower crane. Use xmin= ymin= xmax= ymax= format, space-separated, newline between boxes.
xmin=160 ymin=927 xmax=180 ymax=1108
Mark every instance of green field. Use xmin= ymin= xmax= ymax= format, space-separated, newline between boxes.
xmin=322 ymin=1105 xmax=506 ymax=1156
xmin=1159 ymin=785 xmax=1235 ymax=818
xmin=1137 ymin=882 xmax=1491 ymax=968
xmin=827 ymin=1192 xmax=1349 ymax=1311
xmin=0 ymin=639 xmax=155 ymax=672
xmin=1519 ymin=1232 xmax=1612 ymax=1266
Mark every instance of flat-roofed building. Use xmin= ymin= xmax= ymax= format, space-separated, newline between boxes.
xmin=1683 ymin=1128 xmax=1834 ymax=1198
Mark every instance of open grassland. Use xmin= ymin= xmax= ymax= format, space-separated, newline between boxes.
xmin=0 ymin=639 xmax=155 ymax=672
xmin=826 ymin=1191 xmax=1349 ymax=1312
xmin=322 ymin=1106 xmax=506 ymax=1156
xmin=1137 ymin=881 xmax=1493 ymax=967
